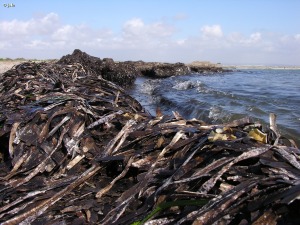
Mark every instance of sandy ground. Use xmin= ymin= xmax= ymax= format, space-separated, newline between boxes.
xmin=0 ymin=60 xmax=25 ymax=74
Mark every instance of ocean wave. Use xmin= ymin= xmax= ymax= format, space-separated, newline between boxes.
xmin=247 ymin=105 xmax=267 ymax=116
xmin=140 ymin=79 xmax=161 ymax=95
xmin=196 ymin=85 xmax=235 ymax=99
xmin=128 ymin=70 xmax=300 ymax=147
xmin=170 ymin=79 xmax=235 ymax=100
xmin=208 ymin=105 xmax=230 ymax=122
xmin=172 ymin=80 xmax=204 ymax=90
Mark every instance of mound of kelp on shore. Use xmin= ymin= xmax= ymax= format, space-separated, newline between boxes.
xmin=0 ymin=52 xmax=299 ymax=225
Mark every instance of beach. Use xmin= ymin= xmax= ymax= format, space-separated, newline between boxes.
xmin=0 ymin=60 xmax=24 ymax=74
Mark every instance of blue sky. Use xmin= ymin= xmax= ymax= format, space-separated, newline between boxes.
xmin=1 ymin=0 xmax=300 ymax=65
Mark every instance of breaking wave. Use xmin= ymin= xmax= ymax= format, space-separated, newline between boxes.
xmin=172 ymin=80 xmax=203 ymax=90
xmin=140 ymin=79 xmax=161 ymax=95
xmin=128 ymin=70 xmax=300 ymax=146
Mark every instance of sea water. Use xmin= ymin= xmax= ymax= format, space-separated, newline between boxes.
xmin=127 ymin=69 xmax=300 ymax=146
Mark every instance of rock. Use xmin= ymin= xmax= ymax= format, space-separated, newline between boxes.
xmin=101 ymin=60 xmax=138 ymax=86
xmin=102 ymin=57 xmax=114 ymax=64
xmin=57 ymin=49 xmax=103 ymax=76
xmin=57 ymin=49 xmax=137 ymax=86
xmin=140 ymin=62 xmax=190 ymax=78
xmin=188 ymin=61 xmax=230 ymax=73
xmin=189 ymin=65 xmax=226 ymax=73
xmin=56 ymin=50 xmax=230 ymax=85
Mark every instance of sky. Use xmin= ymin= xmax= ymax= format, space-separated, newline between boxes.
xmin=0 ymin=0 xmax=300 ymax=65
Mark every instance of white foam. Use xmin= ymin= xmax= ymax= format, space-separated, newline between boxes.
xmin=140 ymin=80 xmax=161 ymax=95
xmin=172 ymin=80 xmax=203 ymax=90
xmin=208 ymin=106 xmax=228 ymax=121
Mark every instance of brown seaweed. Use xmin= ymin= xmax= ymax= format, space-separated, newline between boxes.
xmin=0 ymin=52 xmax=300 ymax=224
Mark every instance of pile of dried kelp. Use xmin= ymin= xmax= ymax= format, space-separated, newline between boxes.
xmin=0 ymin=60 xmax=300 ymax=225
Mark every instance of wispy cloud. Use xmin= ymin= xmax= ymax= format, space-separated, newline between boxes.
xmin=172 ymin=13 xmax=188 ymax=21
xmin=121 ymin=18 xmax=175 ymax=47
xmin=294 ymin=34 xmax=300 ymax=41
xmin=201 ymin=25 xmax=223 ymax=39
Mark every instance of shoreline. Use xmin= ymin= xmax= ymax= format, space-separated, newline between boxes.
xmin=1 ymin=50 xmax=230 ymax=86
xmin=0 ymin=59 xmax=50 ymax=74
xmin=0 ymin=60 xmax=26 ymax=74
xmin=2 ymin=58 xmax=300 ymax=76
xmin=224 ymin=65 xmax=300 ymax=70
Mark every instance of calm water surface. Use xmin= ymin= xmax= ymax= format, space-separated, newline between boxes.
xmin=127 ymin=69 xmax=300 ymax=146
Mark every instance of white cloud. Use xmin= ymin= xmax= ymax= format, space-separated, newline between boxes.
xmin=148 ymin=22 xmax=174 ymax=37
xmin=51 ymin=25 xmax=74 ymax=41
xmin=295 ymin=34 xmax=300 ymax=41
xmin=249 ymin=32 xmax=261 ymax=42
xmin=176 ymin=39 xmax=186 ymax=45
xmin=0 ymin=12 xmax=60 ymax=40
xmin=25 ymin=40 xmax=50 ymax=49
xmin=32 ymin=12 xmax=60 ymax=34
xmin=0 ymin=20 xmax=30 ymax=37
xmin=226 ymin=32 xmax=263 ymax=46
xmin=173 ymin=13 xmax=188 ymax=21
xmin=121 ymin=18 xmax=175 ymax=47
xmin=123 ymin=18 xmax=144 ymax=37
xmin=1 ymin=13 xmax=300 ymax=65
xmin=201 ymin=25 xmax=223 ymax=38
xmin=240 ymin=32 xmax=262 ymax=44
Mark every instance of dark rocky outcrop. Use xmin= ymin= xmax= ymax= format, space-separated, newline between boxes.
xmin=139 ymin=62 xmax=190 ymax=78
xmin=100 ymin=59 xmax=139 ymax=86
xmin=56 ymin=49 xmax=230 ymax=85
xmin=189 ymin=65 xmax=226 ymax=73
xmin=188 ymin=61 xmax=229 ymax=74
xmin=57 ymin=49 xmax=137 ymax=86
xmin=57 ymin=49 xmax=103 ymax=76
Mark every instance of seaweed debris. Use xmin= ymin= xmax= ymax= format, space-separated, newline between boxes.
xmin=0 ymin=53 xmax=300 ymax=225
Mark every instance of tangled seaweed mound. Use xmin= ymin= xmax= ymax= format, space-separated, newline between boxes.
xmin=0 ymin=52 xmax=300 ymax=225
xmin=57 ymin=49 xmax=137 ymax=86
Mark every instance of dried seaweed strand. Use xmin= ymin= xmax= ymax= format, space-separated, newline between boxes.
xmin=200 ymin=146 xmax=271 ymax=193
xmin=96 ymin=156 xmax=135 ymax=198
xmin=1 ymin=151 xmax=30 ymax=181
xmin=87 ymin=110 xmax=123 ymax=129
xmin=8 ymin=123 xmax=70 ymax=188
xmin=104 ymin=119 xmax=136 ymax=157
xmin=8 ymin=122 xmax=21 ymax=158
xmin=173 ymin=157 xmax=234 ymax=184
xmin=274 ymin=147 xmax=300 ymax=170
xmin=2 ymin=165 xmax=100 ymax=225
